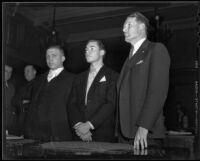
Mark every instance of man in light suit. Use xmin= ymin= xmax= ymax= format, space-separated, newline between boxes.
xmin=27 ymin=45 xmax=74 ymax=141
xmin=117 ymin=12 xmax=170 ymax=149
xmin=68 ymin=39 xmax=118 ymax=142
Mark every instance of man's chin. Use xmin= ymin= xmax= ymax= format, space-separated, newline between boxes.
xmin=125 ymin=38 xmax=131 ymax=43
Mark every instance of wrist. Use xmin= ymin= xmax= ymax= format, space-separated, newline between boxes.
xmin=87 ymin=121 xmax=94 ymax=130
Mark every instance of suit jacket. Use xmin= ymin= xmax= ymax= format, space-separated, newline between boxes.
xmin=68 ymin=65 xmax=118 ymax=142
xmin=12 ymin=79 xmax=36 ymax=136
xmin=27 ymin=69 xmax=74 ymax=141
xmin=117 ymin=39 xmax=170 ymax=139
xmin=4 ymin=81 xmax=17 ymax=135
xmin=13 ymin=79 xmax=35 ymax=112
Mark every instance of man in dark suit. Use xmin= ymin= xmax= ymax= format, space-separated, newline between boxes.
xmin=68 ymin=39 xmax=118 ymax=142
xmin=4 ymin=65 xmax=17 ymax=135
xmin=27 ymin=45 xmax=74 ymax=142
xmin=12 ymin=65 xmax=37 ymax=137
xmin=117 ymin=12 xmax=170 ymax=149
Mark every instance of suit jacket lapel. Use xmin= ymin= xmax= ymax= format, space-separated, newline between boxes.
xmin=33 ymin=72 xmax=48 ymax=101
xmin=117 ymin=57 xmax=129 ymax=90
xmin=82 ymin=70 xmax=89 ymax=100
xmin=117 ymin=40 xmax=150 ymax=90
xmin=129 ymin=39 xmax=150 ymax=66
xmin=87 ymin=65 xmax=105 ymax=97
xmin=48 ymin=70 xmax=65 ymax=83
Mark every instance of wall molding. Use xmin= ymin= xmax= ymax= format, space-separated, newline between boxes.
xmin=66 ymin=18 xmax=197 ymax=43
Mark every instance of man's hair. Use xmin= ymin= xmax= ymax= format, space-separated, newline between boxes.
xmin=128 ymin=12 xmax=149 ymax=34
xmin=25 ymin=64 xmax=36 ymax=72
xmin=87 ymin=39 xmax=106 ymax=54
xmin=5 ymin=64 xmax=13 ymax=70
xmin=46 ymin=45 xmax=65 ymax=56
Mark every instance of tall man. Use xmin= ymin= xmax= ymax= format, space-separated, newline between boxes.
xmin=27 ymin=45 xmax=74 ymax=141
xmin=68 ymin=40 xmax=118 ymax=142
xmin=12 ymin=65 xmax=37 ymax=137
xmin=117 ymin=12 xmax=170 ymax=149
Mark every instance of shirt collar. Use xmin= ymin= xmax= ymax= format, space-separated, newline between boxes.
xmin=132 ymin=37 xmax=146 ymax=55
xmin=49 ymin=67 xmax=64 ymax=76
xmin=90 ymin=63 xmax=103 ymax=75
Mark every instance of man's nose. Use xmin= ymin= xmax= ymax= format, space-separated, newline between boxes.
xmin=48 ymin=57 xmax=53 ymax=61
xmin=123 ymin=26 xmax=127 ymax=33
xmin=85 ymin=51 xmax=90 ymax=56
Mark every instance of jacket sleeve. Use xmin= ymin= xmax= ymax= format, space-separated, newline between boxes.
xmin=67 ymin=77 xmax=84 ymax=128
xmin=136 ymin=43 xmax=170 ymax=131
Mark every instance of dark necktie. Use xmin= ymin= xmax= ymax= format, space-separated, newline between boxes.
xmin=129 ymin=47 xmax=134 ymax=60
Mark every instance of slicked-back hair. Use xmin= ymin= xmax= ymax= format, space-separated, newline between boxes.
xmin=46 ymin=45 xmax=65 ymax=56
xmin=127 ymin=12 xmax=149 ymax=35
xmin=86 ymin=39 xmax=106 ymax=55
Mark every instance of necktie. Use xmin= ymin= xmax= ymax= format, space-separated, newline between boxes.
xmin=85 ymin=71 xmax=96 ymax=105
xmin=129 ymin=47 xmax=134 ymax=60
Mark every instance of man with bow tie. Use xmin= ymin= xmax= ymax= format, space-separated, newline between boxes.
xmin=117 ymin=12 xmax=170 ymax=149
xmin=68 ymin=39 xmax=118 ymax=142
xmin=26 ymin=45 xmax=74 ymax=141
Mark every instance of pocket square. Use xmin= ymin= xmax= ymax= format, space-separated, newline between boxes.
xmin=100 ymin=76 xmax=106 ymax=82
xmin=136 ymin=60 xmax=144 ymax=65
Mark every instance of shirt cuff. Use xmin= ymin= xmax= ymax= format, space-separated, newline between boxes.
xmin=87 ymin=121 xmax=95 ymax=130
xmin=73 ymin=122 xmax=82 ymax=129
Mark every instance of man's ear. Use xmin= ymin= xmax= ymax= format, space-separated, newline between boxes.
xmin=139 ymin=23 xmax=145 ymax=31
xmin=34 ymin=70 xmax=37 ymax=75
xmin=62 ymin=55 xmax=66 ymax=62
xmin=100 ymin=50 xmax=105 ymax=57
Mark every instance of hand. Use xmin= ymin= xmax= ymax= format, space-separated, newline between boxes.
xmin=133 ymin=126 xmax=148 ymax=150
xmin=132 ymin=148 xmax=148 ymax=155
xmin=79 ymin=131 xmax=92 ymax=142
xmin=75 ymin=122 xmax=91 ymax=136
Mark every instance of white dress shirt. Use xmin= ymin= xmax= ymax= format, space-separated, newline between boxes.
xmin=85 ymin=64 xmax=103 ymax=105
xmin=130 ymin=37 xmax=146 ymax=58
xmin=47 ymin=67 xmax=64 ymax=82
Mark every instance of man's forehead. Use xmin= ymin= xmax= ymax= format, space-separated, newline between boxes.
xmin=124 ymin=17 xmax=137 ymax=24
xmin=5 ymin=66 xmax=12 ymax=71
xmin=86 ymin=41 xmax=98 ymax=47
xmin=25 ymin=65 xmax=33 ymax=71
xmin=47 ymin=48 xmax=61 ymax=54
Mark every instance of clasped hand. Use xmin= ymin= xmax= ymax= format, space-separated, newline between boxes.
xmin=74 ymin=122 xmax=92 ymax=142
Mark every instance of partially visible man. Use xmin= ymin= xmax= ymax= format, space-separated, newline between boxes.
xmin=68 ymin=39 xmax=118 ymax=142
xmin=27 ymin=45 xmax=74 ymax=141
xmin=4 ymin=64 xmax=17 ymax=135
xmin=12 ymin=65 xmax=37 ymax=137
xmin=117 ymin=12 xmax=170 ymax=149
